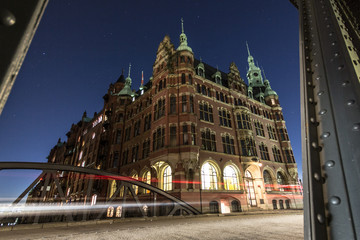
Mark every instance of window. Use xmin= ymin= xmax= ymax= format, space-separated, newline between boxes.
xmin=153 ymin=127 xmax=165 ymax=151
xmin=224 ymin=165 xmax=239 ymax=190
xmin=170 ymin=95 xmax=176 ymax=114
xmin=236 ymin=113 xmax=252 ymax=130
xmin=279 ymin=128 xmax=289 ymax=141
xmin=131 ymin=145 xmax=139 ymax=162
xmin=188 ymin=74 xmax=192 ymax=85
xmin=158 ymin=80 xmax=163 ymax=91
xmin=180 ymin=56 xmax=185 ymax=63
xmin=142 ymin=139 xmax=150 ymax=159
xmin=240 ymin=137 xmax=257 ymax=156
xmin=220 ymin=92 xmax=224 ymax=102
xmin=191 ymin=124 xmax=196 ymax=145
xmin=272 ymin=146 xmax=282 ymax=162
xmin=222 ymin=135 xmax=235 ymax=155
xmin=201 ymin=162 xmax=218 ymax=190
xmin=183 ymin=124 xmax=189 ymax=145
xmin=154 ymin=99 xmax=165 ymax=120
xmin=170 ymin=126 xmax=177 ymax=147
xmin=181 ymin=95 xmax=187 ymax=112
xmin=201 ymin=129 xmax=216 ymax=151
xmin=219 ymin=109 xmax=232 ymax=127
xmin=254 ymin=121 xmax=265 ymax=137
xmin=207 ymin=88 xmax=212 ymax=97
xmin=201 ymin=85 xmax=207 ymax=95
xmin=267 ymin=125 xmax=277 ymax=140
xmin=181 ymin=73 xmax=186 ymax=84
xmin=197 ymin=84 xmax=201 ymax=93
xmin=163 ymin=166 xmax=172 ymax=191
xmin=199 ymin=103 xmax=213 ymax=122
xmin=125 ymin=126 xmax=131 ymax=141
xmin=259 ymin=143 xmax=270 ymax=160
xmin=122 ymin=149 xmax=129 ymax=165
xmin=133 ymin=120 xmax=141 ymax=137
xmin=284 ymin=149 xmax=295 ymax=163
xmin=143 ymin=171 xmax=151 ymax=194
xmin=131 ymin=173 xmax=138 ymax=195
xmin=263 ymin=170 xmax=273 ymax=191
xmin=113 ymin=151 xmax=119 ymax=167
xmin=190 ymin=95 xmax=194 ymax=113
xmin=144 ymin=114 xmax=151 ymax=131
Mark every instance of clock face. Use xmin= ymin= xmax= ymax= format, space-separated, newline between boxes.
xmin=253 ymin=72 xmax=259 ymax=77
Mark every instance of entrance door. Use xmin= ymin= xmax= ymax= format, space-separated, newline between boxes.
xmin=245 ymin=171 xmax=257 ymax=206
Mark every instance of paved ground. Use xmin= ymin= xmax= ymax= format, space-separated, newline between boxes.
xmin=1 ymin=211 xmax=303 ymax=240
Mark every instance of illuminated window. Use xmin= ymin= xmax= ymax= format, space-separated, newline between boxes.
xmin=131 ymin=173 xmax=138 ymax=195
xmin=107 ymin=206 xmax=114 ymax=217
xmin=109 ymin=180 xmax=117 ymax=198
xmin=201 ymin=162 xmax=218 ymax=190
xmin=223 ymin=165 xmax=239 ymax=190
xmin=143 ymin=171 xmax=151 ymax=194
xmin=163 ymin=166 xmax=172 ymax=191
xmin=115 ymin=206 xmax=122 ymax=218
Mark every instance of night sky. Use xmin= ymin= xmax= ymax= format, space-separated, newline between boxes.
xmin=0 ymin=0 xmax=301 ymax=199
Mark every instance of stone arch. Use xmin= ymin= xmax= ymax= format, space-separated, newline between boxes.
xmin=244 ymin=164 xmax=262 ymax=179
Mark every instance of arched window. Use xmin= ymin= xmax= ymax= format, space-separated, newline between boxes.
xmin=223 ymin=165 xmax=239 ymax=190
xmin=277 ymin=172 xmax=286 ymax=191
xmin=109 ymin=180 xmax=117 ymax=198
xmin=131 ymin=173 xmax=138 ymax=195
xmin=181 ymin=73 xmax=186 ymax=84
xmin=231 ymin=200 xmax=241 ymax=212
xmin=188 ymin=74 xmax=192 ymax=85
xmin=107 ymin=206 xmax=114 ymax=217
xmin=201 ymin=162 xmax=218 ymax=190
xmin=245 ymin=171 xmax=257 ymax=206
xmin=163 ymin=166 xmax=172 ymax=191
xmin=209 ymin=201 xmax=219 ymax=213
xmin=143 ymin=170 xmax=151 ymax=194
xmin=263 ymin=170 xmax=273 ymax=191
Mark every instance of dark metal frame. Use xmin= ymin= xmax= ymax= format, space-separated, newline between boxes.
xmin=0 ymin=162 xmax=200 ymax=222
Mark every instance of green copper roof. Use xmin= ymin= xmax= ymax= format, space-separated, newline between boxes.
xmin=264 ymin=79 xmax=277 ymax=96
xmin=177 ymin=18 xmax=193 ymax=52
xmin=118 ymin=63 xmax=133 ymax=96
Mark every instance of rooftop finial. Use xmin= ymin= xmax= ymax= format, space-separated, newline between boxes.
xmin=181 ymin=18 xmax=184 ymax=33
xmin=128 ymin=63 xmax=131 ymax=78
xmin=200 ymin=56 xmax=202 ymax=62
xmin=246 ymin=41 xmax=251 ymax=56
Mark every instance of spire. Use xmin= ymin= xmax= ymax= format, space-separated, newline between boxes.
xmin=127 ymin=63 xmax=131 ymax=78
xmin=181 ymin=17 xmax=184 ymax=33
xmin=246 ymin=41 xmax=251 ymax=56
xmin=118 ymin=63 xmax=133 ymax=96
xmin=141 ymin=71 xmax=144 ymax=85
xmin=177 ymin=18 xmax=193 ymax=52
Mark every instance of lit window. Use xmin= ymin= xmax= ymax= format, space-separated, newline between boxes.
xmin=131 ymin=173 xmax=138 ymax=195
xmin=163 ymin=166 xmax=172 ymax=191
xmin=143 ymin=171 xmax=151 ymax=194
xmin=107 ymin=206 xmax=114 ymax=217
xmin=201 ymin=162 xmax=218 ymax=190
xmin=109 ymin=180 xmax=117 ymax=198
xmin=223 ymin=165 xmax=239 ymax=190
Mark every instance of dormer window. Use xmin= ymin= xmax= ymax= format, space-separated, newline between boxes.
xmin=180 ymin=56 xmax=185 ymax=63
xmin=198 ymin=68 xmax=205 ymax=77
xmin=215 ymin=76 xmax=221 ymax=84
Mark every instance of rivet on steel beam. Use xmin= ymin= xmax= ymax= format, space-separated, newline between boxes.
xmin=342 ymin=81 xmax=349 ymax=86
xmin=331 ymin=42 xmax=336 ymax=46
xmin=316 ymin=76 xmax=321 ymax=80
xmin=307 ymin=81 xmax=312 ymax=86
xmin=314 ymin=173 xmax=321 ymax=181
xmin=334 ymin=52 xmax=339 ymax=57
xmin=326 ymin=24 xmax=331 ymax=28
xmin=325 ymin=160 xmax=335 ymax=168
xmin=324 ymin=17 xmax=328 ymax=20
xmin=317 ymin=214 xmax=325 ymax=224
xmin=329 ymin=196 xmax=341 ymax=205
xmin=319 ymin=109 xmax=327 ymax=115
xmin=329 ymin=32 xmax=333 ymax=36
xmin=318 ymin=91 xmax=324 ymax=96
xmin=0 ymin=9 xmax=16 ymax=26
xmin=310 ymin=117 xmax=316 ymax=123
xmin=352 ymin=123 xmax=360 ymax=131
xmin=313 ymin=52 xmax=317 ymax=56
xmin=346 ymin=100 xmax=355 ymax=106
xmin=311 ymin=142 xmax=318 ymax=148
xmin=321 ymin=132 xmax=330 ymax=139
xmin=314 ymin=63 xmax=319 ymax=67
xmin=337 ymin=65 xmax=344 ymax=70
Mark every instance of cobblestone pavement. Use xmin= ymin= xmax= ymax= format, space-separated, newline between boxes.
xmin=1 ymin=211 xmax=303 ymax=240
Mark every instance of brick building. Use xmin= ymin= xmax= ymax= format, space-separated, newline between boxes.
xmin=42 ymin=20 xmax=302 ymax=214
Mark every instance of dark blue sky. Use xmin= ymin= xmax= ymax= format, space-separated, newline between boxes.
xmin=0 ymin=0 xmax=301 ymax=198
